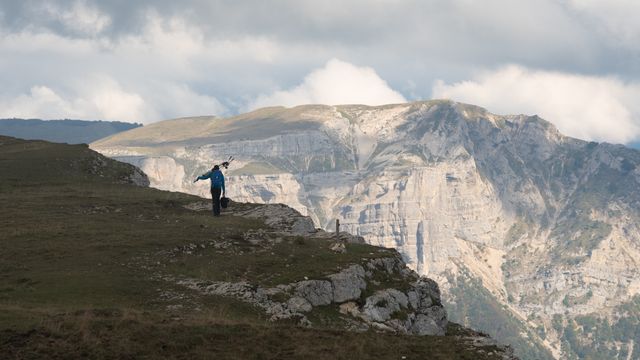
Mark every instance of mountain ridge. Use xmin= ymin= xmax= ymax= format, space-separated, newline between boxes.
xmin=91 ymin=100 xmax=640 ymax=359
xmin=0 ymin=118 xmax=142 ymax=144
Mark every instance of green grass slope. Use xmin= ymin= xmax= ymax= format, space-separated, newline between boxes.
xmin=0 ymin=136 xmax=511 ymax=359
xmin=91 ymin=106 xmax=324 ymax=148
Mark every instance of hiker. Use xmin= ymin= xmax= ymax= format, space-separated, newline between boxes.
xmin=194 ymin=165 xmax=226 ymax=216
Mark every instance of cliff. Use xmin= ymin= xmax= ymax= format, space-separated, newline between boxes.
xmin=91 ymin=100 xmax=640 ymax=359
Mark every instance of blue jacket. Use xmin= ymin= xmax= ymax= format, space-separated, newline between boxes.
xmin=197 ymin=169 xmax=225 ymax=192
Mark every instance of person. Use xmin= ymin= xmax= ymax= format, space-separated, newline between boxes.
xmin=194 ymin=165 xmax=226 ymax=216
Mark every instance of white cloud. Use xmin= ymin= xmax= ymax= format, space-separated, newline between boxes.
xmin=0 ymin=12 xmax=233 ymax=123
xmin=0 ymin=77 xmax=154 ymax=122
xmin=433 ymin=65 xmax=640 ymax=144
xmin=144 ymin=83 xmax=225 ymax=119
xmin=39 ymin=0 xmax=111 ymax=36
xmin=250 ymin=58 xmax=406 ymax=110
xmin=79 ymin=75 xmax=152 ymax=121
xmin=0 ymin=72 xmax=226 ymax=123
xmin=565 ymin=0 xmax=640 ymax=49
xmin=1 ymin=1 xmax=638 ymax=131
xmin=0 ymin=85 xmax=78 ymax=119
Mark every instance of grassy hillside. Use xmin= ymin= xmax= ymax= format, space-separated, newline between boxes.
xmin=0 ymin=136 xmax=511 ymax=359
xmin=91 ymin=106 xmax=324 ymax=148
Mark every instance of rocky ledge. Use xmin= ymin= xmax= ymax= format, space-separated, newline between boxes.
xmin=177 ymin=199 xmax=516 ymax=360
xmin=178 ymin=201 xmax=445 ymax=335
xmin=175 ymin=255 xmax=447 ymax=336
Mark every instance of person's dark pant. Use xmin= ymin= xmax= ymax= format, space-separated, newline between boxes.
xmin=211 ymin=187 xmax=222 ymax=216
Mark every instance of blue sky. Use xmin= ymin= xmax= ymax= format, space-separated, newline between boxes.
xmin=0 ymin=0 xmax=639 ymax=145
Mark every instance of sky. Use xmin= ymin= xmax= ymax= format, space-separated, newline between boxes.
xmin=0 ymin=0 xmax=639 ymax=144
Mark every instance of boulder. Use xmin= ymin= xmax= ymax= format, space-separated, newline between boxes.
xmin=385 ymin=318 xmax=411 ymax=334
xmin=294 ymin=280 xmax=333 ymax=306
xmin=290 ymin=217 xmax=316 ymax=235
xmin=366 ymin=257 xmax=403 ymax=275
xmin=370 ymin=322 xmax=396 ymax=332
xmin=237 ymin=203 xmax=316 ymax=235
xmin=338 ymin=302 xmax=361 ymax=317
xmin=328 ymin=265 xmax=366 ymax=303
xmin=424 ymin=306 xmax=448 ymax=329
xmin=406 ymin=290 xmax=419 ymax=310
xmin=330 ymin=242 xmax=346 ymax=253
xmin=411 ymin=314 xmax=445 ymax=336
xmin=287 ymin=296 xmax=313 ymax=313
xmin=362 ymin=289 xmax=409 ymax=322
xmin=413 ymin=278 xmax=442 ymax=312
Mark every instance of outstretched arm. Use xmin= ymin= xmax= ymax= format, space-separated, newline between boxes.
xmin=194 ymin=171 xmax=212 ymax=183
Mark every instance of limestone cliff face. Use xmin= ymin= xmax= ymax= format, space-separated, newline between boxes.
xmin=92 ymin=100 xmax=640 ymax=359
xmin=116 ymin=156 xmax=184 ymax=192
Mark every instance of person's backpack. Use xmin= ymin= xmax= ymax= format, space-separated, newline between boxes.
xmin=220 ymin=196 xmax=229 ymax=209
xmin=212 ymin=171 xmax=224 ymax=188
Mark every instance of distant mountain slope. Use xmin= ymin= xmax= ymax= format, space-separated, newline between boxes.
xmin=92 ymin=100 xmax=640 ymax=360
xmin=0 ymin=118 xmax=141 ymax=144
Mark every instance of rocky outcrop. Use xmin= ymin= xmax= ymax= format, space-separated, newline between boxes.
xmin=183 ymin=201 xmax=316 ymax=236
xmin=175 ymin=254 xmax=448 ymax=336
xmin=234 ymin=203 xmax=316 ymax=235
xmin=177 ymin=199 xmax=449 ymax=336
xmin=127 ymin=166 xmax=150 ymax=187
xmin=85 ymin=151 xmax=150 ymax=187
xmin=294 ymin=280 xmax=333 ymax=306
xmin=362 ymin=289 xmax=408 ymax=322
xmin=328 ymin=265 xmax=366 ymax=302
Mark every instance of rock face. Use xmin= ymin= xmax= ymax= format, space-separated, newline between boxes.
xmin=176 ymin=253 xmax=449 ymax=336
xmin=174 ymin=201 xmax=450 ymax=337
xmin=363 ymin=289 xmax=409 ymax=322
xmin=294 ymin=280 xmax=333 ymax=306
xmin=328 ymin=265 xmax=367 ymax=303
xmin=119 ymin=156 xmax=184 ymax=191
xmin=92 ymin=100 xmax=640 ymax=359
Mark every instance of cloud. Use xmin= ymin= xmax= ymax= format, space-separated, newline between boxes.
xmin=79 ymin=75 xmax=152 ymax=121
xmin=0 ymin=86 xmax=78 ymax=119
xmin=0 ymin=76 xmax=153 ymax=122
xmin=0 ymin=74 xmax=227 ymax=124
xmin=144 ymin=83 xmax=225 ymax=120
xmin=565 ymin=0 xmax=640 ymax=49
xmin=0 ymin=12 xmax=231 ymax=123
xmin=432 ymin=65 xmax=640 ymax=144
xmin=37 ymin=0 xmax=112 ymax=36
xmin=0 ymin=1 xmax=638 ymax=130
xmin=250 ymin=59 xmax=406 ymax=109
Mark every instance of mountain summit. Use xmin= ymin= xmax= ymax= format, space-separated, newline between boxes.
xmin=92 ymin=100 xmax=640 ymax=359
